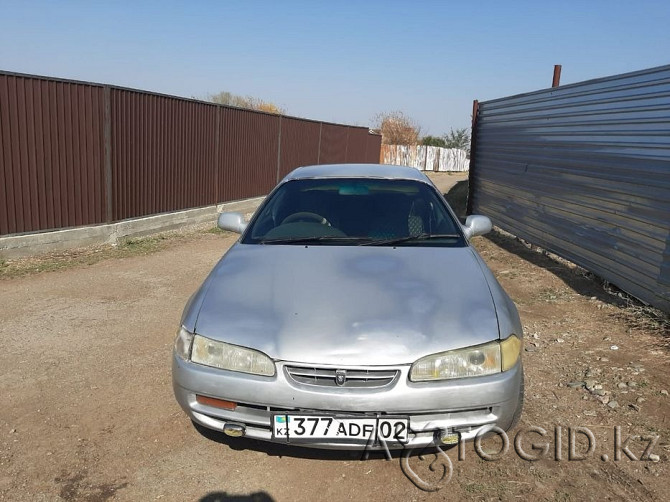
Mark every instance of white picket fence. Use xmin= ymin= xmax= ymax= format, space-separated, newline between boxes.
xmin=380 ymin=144 xmax=469 ymax=172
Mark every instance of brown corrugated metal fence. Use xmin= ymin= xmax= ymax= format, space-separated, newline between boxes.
xmin=318 ymin=123 xmax=350 ymax=165
xmin=218 ymin=107 xmax=280 ymax=201
xmin=0 ymin=70 xmax=381 ymax=236
xmin=366 ymin=133 xmax=382 ymax=163
xmin=111 ymin=89 xmax=219 ymax=221
xmin=345 ymin=128 xmax=368 ymax=163
xmin=278 ymin=117 xmax=321 ymax=180
xmin=0 ymin=73 xmax=106 ymax=234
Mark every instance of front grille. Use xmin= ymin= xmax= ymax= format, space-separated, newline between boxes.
xmin=285 ymin=365 xmax=399 ymax=388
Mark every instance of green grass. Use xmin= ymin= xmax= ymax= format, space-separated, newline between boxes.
xmin=117 ymin=235 xmax=170 ymax=254
xmin=554 ymin=492 xmax=572 ymax=502
xmin=205 ymin=226 xmax=228 ymax=234
xmin=463 ymin=482 xmax=487 ymax=494
xmin=462 ymin=481 xmax=511 ymax=498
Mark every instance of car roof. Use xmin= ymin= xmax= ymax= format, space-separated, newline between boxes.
xmin=281 ymin=164 xmax=432 ymax=184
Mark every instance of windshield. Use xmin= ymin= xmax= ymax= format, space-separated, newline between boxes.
xmin=242 ymin=178 xmax=465 ymax=246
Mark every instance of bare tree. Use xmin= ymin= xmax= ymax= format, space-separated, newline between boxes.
xmin=373 ymin=111 xmax=421 ymax=145
xmin=207 ymin=91 xmax=285 ymax=114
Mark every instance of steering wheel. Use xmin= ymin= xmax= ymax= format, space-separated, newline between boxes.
xmin=282 ymin=212 xmax=331 ymax=226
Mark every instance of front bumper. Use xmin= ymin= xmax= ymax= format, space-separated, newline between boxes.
xmin=172 ymin=355 xmax=523 ymax=450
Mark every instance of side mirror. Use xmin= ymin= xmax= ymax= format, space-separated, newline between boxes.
xmin=463 ymin=215 xmax=492 ymax=239
xmin=217 ymin=212 xmax=248 ymax=234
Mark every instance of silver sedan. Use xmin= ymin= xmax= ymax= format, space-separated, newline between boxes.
xmin=172 ymin=164 xmax=523 ymax=449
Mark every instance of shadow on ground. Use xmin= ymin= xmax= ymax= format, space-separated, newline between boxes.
xmin=479 ymin=214 xmax=669 ymax=339
xmin=449 ymin=180 xmax=669 ymax=338
xmin=192 ymin=422 xmax=453 ymax=461
xmin=200 ymin=492 xmax=274 ymax=502
xmin=483 ymin=229 xmax=623 ymax=306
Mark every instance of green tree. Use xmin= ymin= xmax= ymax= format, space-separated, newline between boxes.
xmin=442 ymin=128 xmax=470 ymax=151
xmin=421 ymin=135 xmax=447 ymax=147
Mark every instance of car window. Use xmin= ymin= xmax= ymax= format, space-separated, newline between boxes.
xmin=243 ymin=178 xmax=465 ymax=246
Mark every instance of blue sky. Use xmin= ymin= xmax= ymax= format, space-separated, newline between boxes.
xmin=1 ymin=0 xmax=668 ymax=134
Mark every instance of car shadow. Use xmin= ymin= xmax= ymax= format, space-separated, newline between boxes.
xmin=199 ymin=492 xmax=274 ymax=502
xmin=192 ymin=422 xmax=451 ymax=461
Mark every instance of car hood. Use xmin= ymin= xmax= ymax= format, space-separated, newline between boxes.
xmin=192 ymin=243 xmax=500 ymax=366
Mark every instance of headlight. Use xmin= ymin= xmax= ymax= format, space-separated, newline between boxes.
xmin=191 ymin=334 xmax=276 ymax=377
xmin=410 ymin=335 xmax=521 ymax=382
xmin=174 ymin=327 xmax=194 ymax=360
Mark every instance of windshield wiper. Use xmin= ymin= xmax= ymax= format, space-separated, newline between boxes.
xmin=362 ymin=233 xmax=461 ymax=246
xmin=259 ymin=236 xmax=372 ymax=245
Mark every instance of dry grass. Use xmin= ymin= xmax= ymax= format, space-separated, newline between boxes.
xmin=0 ymin=225 xmax=232 ymax=280
xmin=615 ymin=301 xmax=670 ymax=336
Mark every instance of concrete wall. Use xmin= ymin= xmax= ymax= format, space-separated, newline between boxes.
xmin=0 ymin=196 xmax=264 ymax=259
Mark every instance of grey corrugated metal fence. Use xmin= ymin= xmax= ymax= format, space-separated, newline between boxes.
xmin=469 ymin=64 xmax=670 ymax=312
xmin=0 ymin=70 xmax=382 ymax=235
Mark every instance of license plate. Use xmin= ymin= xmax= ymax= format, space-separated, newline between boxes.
xmin=272 ymin=414 xmax=409 ymax=443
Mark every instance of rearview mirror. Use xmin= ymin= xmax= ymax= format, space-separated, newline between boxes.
xmin=463 ymin=215 xmax=492 ymax=239
xmin=217 ymin=212 xmax=248 ymax=234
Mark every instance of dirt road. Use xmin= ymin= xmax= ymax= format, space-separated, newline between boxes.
xmin=1 ymin=173 xmax=668 ymax=501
